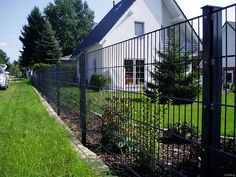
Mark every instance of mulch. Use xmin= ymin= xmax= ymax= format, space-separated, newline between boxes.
xmin=46 ymin=101 xmax=234 ymax=177
xmin=59 ymin=111 xmax=201 ymax=177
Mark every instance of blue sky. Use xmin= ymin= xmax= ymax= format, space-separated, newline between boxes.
xmin=0 ymin=0 xmax=235 ymax=62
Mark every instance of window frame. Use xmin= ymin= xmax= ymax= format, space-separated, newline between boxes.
xmin=134 ymin=21 xmax=145 ymax=36
xmin=226 ymin=71 xmax=233 ymax=84
xmin=124 ymin=59 xmax=145 ymax=85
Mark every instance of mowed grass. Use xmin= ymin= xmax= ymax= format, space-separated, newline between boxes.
xmin=61 ymin=86 xmax=236 ymax=137
xmin=0 ymin=80 xmax=102 ymax=177
xmin=163 ymin=96 xmax=235 ymax=137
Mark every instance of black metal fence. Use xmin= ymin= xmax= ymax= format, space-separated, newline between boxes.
xmin=32 ymin=4 xmax=236 ymax=177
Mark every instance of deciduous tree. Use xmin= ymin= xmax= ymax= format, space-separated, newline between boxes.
xmin=0 ymin=49 xmax=10 ymax=64
xmin=44 ymin=0 xmax=95 ymax=56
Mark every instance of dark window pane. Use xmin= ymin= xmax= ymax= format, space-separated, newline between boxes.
xmin=135 ymin=60 xmax=144 ymax=84
xmin=125 ymin=60 xmax=133 ymax=72
xmin=226 ymin=72 xmax=232 ymax=83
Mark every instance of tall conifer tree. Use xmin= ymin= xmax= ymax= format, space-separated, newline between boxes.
xmin=33 ymin=21 xmax=62 ymax=64
xmin=145 ymin=32 xmax=199 ymax=104
xmin=19 ymin=7 xmax=45 ymax=67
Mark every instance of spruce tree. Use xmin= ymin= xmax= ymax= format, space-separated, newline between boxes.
xmin=33 ymin=21 xmax=62 ymax=64
xmin=145 ymin=33 xmax=199 ymax=104
xmin=19 ymin=7 xmax=45 ymax=67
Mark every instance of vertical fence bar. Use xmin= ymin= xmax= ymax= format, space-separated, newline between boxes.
xmin=201 ymin=5 xmax=222 ymax=177
xmin=56 ymin=63 xmax=61 ymax=116
xmin=79 ymin=52 xmax=87 ymax=146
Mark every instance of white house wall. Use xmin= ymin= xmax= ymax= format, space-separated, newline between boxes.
xmin=101 ymin=0 xmax=162 ymax=48
xmin=222 ymin=26 xmax=236 ymax=68
xmin=77 ymin=44 xmax=102 ymax=83
xmin=99 ymin=0 xmax=165 ymax=89
xmin=83 ymin=0 xmax=200 ymax=90
xmin=86 ymin=45 xmax=102 ymax=83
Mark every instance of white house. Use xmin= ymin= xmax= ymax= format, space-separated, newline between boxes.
xmin=222 ymin=21 xmax=236 ymax=86
xmin=73 ymin=0 xmax=200 ymax=90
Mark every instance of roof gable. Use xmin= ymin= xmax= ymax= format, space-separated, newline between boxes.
xmin=73 ymin=0 xmax=135 ymax=55
xmin=72 ymin=0 xmax=199 ymax=56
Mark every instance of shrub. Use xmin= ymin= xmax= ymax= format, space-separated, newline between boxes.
xmin=163 ymin=121 xmax=198 ymax=143
xmin=131 ymin=92 xmax=167 ymax=173
xmin=220 ymin=138 xmax=236 ymax=175
xmin=101 ymin=98 xmax=131 ymax=154
xmin=101 ymin=91 xmax=167 ymax=172
xmin=9 ymin=63 xmax=23 ymax=77
xmin=32 ymin=63 xmax=51 ymax=71
xmin=230 ymin=85 xmax=235 ymax=93
xmin=89 ymin=74 xmax=112 ymax=91
xmin=59 ymin=63 xmax=77 ymax=83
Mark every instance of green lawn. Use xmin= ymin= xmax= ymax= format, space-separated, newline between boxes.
xmin=60 ymin=86 xmax=236 ymax=137
xmin=0 ymin=80 xmax=102 ymax=177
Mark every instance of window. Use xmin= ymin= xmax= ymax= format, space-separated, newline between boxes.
xmin=136 ymin=60 xmax=144 ymax=84
xmin=135 ymin=22 xmax=144 ymax=36
xmin=124 ymin=60 xmax=133 ymax=84
xmin=226 ymin=72 xmax=233 ymax=83
xmin=124 ymin=59 xmax=144 ymax=85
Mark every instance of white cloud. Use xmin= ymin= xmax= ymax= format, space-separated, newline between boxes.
xmin=0 ymin=42 xmax=8 ymax=48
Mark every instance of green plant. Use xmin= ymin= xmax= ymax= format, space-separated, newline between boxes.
xmin=101 ymin=90 xmax=167 ymax=172
xmin=0 ymin=80 xmax=101 ymax=177
xmin=230 ymin=85 xmax=235 ymax=93
xmin=89 ymin=74 xmax=112 ymax=91
xmin=131 ymin=92 xmax=167 ymax=172
xmin=9 ymin=62 xmax=23 ymax=77
xmin=59 ymin=63 xmax=77 ymax=83
xmin=33 ymin=21 xmax=61 ymax=64
xmin=145 ymin=30 xmax=199 ymax=104
xmin=223 ymin=84 xmax=230 ymax=90
xmin=101 ymin=98 xmax=131 ymax=154
xmin=219 ymin=138 xmax=236 ymax=175
xmin=32 ymin=63 xmax=51 ymax=71
xmin=164 ymin=121 xmax=198 ymax=143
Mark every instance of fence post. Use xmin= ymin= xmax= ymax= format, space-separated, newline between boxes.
xmin=201 ymin=5 xmax=222 ymax=177
xmin=79 ymin=52 xmax=87 ymax=146
xmin=56 ymin=63 xmax=61 ymax=116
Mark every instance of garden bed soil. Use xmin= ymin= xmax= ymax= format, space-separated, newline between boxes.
xmin=59 ymin=111 xmax=201 ymax=177
xmin=46 ymin=99 xmax=235 ymax=177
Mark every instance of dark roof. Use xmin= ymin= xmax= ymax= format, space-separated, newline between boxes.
xmin=73 ymin=0 xmax=135 ymax=56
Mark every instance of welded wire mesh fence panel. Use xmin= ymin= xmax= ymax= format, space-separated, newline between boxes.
xmin=33 ymin=65 xmax=57 ymax=105
xmin=32 ymin=60 xmax=80 ymax=134
xmin=32 ymin=4 xmax=236 ymax=177
xmin=58 ymin=61 xmax=79 ymax=117
xmin=82 ymin=14 xmax=204 ymax=176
